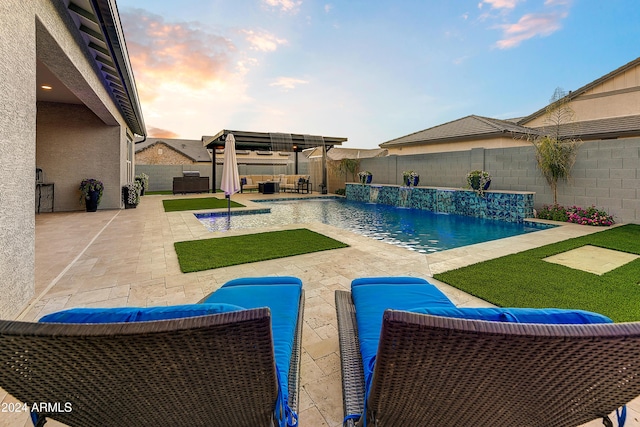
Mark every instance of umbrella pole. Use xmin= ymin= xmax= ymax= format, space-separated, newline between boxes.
xmin=226 ymin=194 xmax=231 ymax=217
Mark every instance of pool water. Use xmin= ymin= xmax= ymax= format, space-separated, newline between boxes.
xmin=195 ymin=198 xmax=552 ymax=253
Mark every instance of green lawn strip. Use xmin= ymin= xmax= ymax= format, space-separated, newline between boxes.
xmin=163 ymin=197 xmax=244 ymax=212
xmin=145 ymin=191 xmax=173 ymax=195
xmin=434 ymin=224 xmax=640 ymax=322
xmin=174 ymin=228 xmax=349 ymax=272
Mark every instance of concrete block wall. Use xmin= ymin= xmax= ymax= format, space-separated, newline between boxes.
xmin=360 ymin=137 xmax=640 ymax=224
xmin=346 ymin=153 xmax=472 ymax=190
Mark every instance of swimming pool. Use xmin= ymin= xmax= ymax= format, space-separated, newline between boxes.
xmin=195 ymin=198 xmax=552 ymax=253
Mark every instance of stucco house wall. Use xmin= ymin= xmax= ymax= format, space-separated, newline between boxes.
xmin=37 ymin=102 xmax=122 ymax=211
xmin=524 ymin=62 xmax=640 ymax=128
xmin=0 ymin=0 xmax=37 ymax=321
xmin=0 ymin=0 xmax=144 ymax=319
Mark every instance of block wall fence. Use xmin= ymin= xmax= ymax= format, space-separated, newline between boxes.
xmin=357 ymin=138 xmax=640 ymax=224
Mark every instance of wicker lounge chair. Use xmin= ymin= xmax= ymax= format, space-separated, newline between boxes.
xmin=0 ymin=276 xmax=304 ymax=427
xmin=336 ymin=277 xmax=640 ymax=427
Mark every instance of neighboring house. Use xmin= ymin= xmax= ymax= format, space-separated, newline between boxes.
xmin=380 ymin=115 xmax=535 ymax=155
xmin=136 ymin=138 xmax=212 ymax=165
xmin=0 ymin=0 xmax=146 ymax=318
xmin=380 ymin=56 xmax=640 ymax=154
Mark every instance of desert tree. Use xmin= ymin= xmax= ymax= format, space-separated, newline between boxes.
xmin=329 ymin=158 xmax=361 ymax=182
xmin=529 ymin=87 xmax=582 ymax=204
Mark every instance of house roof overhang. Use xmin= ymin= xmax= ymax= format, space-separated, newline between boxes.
xmin=62 ymin=0 xmax=146 ymax=136
xmin=203 ymin=130 xmax=347 ymax=151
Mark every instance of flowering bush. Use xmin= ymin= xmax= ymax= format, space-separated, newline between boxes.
xmin=358 ymin=170 xmax=372 ymax=184
xmin=537 ymin=204 xmax=614 ymax=226
xmin=466 ymin=170 xmax=491 ymax=196
xmin=123 ymin=181 xmax=142 ymax=205
xmin=536 ymin=204 xmax=568 ymax=222
xmin=135 ymin=172 xmax=149 ymax=192
xmin=567 ymin=205 xmax=615 ymax=226
xmin=79 ymin=178 xmax=104 ymax=205
xmin=402 ymin=170 xmax=419 ymax=180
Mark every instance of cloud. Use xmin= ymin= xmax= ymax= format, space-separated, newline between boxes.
xmin=495 ymin=11 xmax=567 ymax=48
xmin=261 ymin=0 xmax=302 ymax=13
xmin=120 ymin=8 xmax=266 ymax=138
xmin=324 ymin=4 xmax=333 ymax=13
xmin=242 ymin=30 xmax=288 ymax=52
xmin=120 ymin=9 xmax=236 ymax=102
xmin=478 ymin=0 xmax=520 ymax=9
xmin=269 ymin=77 xmax=309 ymax=90
xmin=147 ymin=127 xmax=179 ymax=138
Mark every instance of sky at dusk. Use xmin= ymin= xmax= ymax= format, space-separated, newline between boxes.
xmin=116 ymin=0 xmax=640 ymax=148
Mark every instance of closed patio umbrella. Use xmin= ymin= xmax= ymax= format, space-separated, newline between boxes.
xmin=220 ymin=133 xmax=240 ymax=219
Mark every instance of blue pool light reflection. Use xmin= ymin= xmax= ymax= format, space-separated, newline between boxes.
xmin=195 ymin=198 xmax=553 ymax=253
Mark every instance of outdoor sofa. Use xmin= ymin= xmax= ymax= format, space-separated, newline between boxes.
xmin=240 ymin=175 xmax=310 ymax=193
xmin=336 ymin=276 xmax=640 ymax=427
xmin=0 ymin=276 xmax=304 ymax=427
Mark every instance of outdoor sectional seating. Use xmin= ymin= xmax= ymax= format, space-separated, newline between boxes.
xmin=336 ymin=276 xmax=640 ymax=427
xmin=240 ymin=175 xmax=310 ymax=193
xmin=0 ymin=276 xmax=304 ymax=427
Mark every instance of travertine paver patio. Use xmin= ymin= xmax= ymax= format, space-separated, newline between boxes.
xmin=2 ymin=192 xmax=639 ymax=426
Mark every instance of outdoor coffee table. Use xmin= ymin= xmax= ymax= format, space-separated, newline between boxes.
xmin=258 ymin=181 xmax=280 ymax=194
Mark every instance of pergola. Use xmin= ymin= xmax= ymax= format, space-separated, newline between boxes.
xmin=202 ymin=130 xmax=347 ymax=192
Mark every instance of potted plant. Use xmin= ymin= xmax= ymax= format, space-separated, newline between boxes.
xmin=122 ymin=181 xmax=142 ymax=208
xmin=79 ymin=178 xmax=104 ymax=212
xmin=402 ymin=170 xmax=419 ymax=186
xmin=466 ymin=170 xmax=491 ymax=196
xmin=135 ymin=173 xmax=149 ymax=196
xmin=358 ymin=170 xmax=372 ymax=184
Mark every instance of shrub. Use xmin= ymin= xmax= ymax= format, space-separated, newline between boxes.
xmin=79 ymin=178 xmax=104 ymax=205
xmin=537 ymin=204 xmax=568 ymax=222
xmin=537 ymin=204 xmax=614 ymax=226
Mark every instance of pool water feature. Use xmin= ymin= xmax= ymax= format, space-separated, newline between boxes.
xmin=195 ymin=198 xmax=553 ymax=254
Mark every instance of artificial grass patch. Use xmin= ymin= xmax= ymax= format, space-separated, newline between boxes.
xmin=163 ymin=197 xmax=244 ymax=212
xmin=145 ymin=190 xmax=174 ymax=195
xmin=434 ymin=224 xmax=640 ymax=322
xmin=174 ymin=228 xmax=349 ymax=272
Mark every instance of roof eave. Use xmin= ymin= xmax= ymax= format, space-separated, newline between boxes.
xmin=86 ymin=0 xmax=146 ymax=136
xmin=379 ymin=130 xmax=531 ymax=148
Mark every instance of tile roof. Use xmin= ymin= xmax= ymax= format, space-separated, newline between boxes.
xmin=380 ymin=115 xmax=537 ymax=147
xmin=534 ymin=115 xmax=640 ymax=140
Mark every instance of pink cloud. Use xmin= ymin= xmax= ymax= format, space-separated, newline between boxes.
xmin=120 ymin=9 xmax=236 ymax=102
xmin=269 ymin=77 xmax=309 ymax=90
xmin=147 ymin=127 xmax=179 ymax=138
xmin=262 ymin=0 xmax=302 ymax=13
xmin=479 ymin=0 xmax=520 ymax=9
xmin=242 ymin=30 xmax=288 ymax=52
xmin=495 ymin=11 xmax=567 ymax=48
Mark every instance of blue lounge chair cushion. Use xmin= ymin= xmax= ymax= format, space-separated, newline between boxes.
xmin=407 ymin=306 xmax=613 ymax=324
xmin=39 ymin=303 xmax=245 ymax=323
xmin=201 ymin=276 xmax=302 ymax=410
xmin=351 ymin=277 xmax=455 ymax=386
